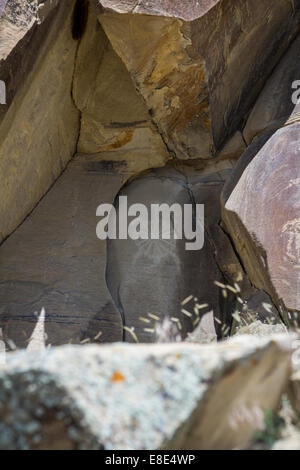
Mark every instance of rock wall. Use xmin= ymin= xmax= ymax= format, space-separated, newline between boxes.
xmin=222 ymin=33 xmax=300 ymax=319
xmin=95 ymin=0 xmax=300 ymax=159
xmin=0 ymin=0 xmax=80 ymax=242
xmin=0 ymin=0 xmax=299 ymax=347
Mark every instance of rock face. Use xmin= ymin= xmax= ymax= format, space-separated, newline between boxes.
xmin=106 ymin=160 xmax=237 ymax=342
xmin=92 ymin=0 xmax=220 ymax=19
xmin=0 ymin=1 xmax=8 ymax=17
xmin=0 ymin=156 xmax=126 ymax=347
xmin=222 ymin=123 xmax=300 ymax=316
xmin=72 ymin=7 xmax=169 ymax=163
xmin=96 ymin=0 xmax=300 ymax=159
xmin=0 ymin=0 xmax=299 ymax=348
xmin=234 ymin=321 xmax=287 ymax=338
xmin=288 ymin=370 xmax=300 ymax=416
xmin=0 ymin=0 xmax=79 ymax=242
xmin=0 ymin=335 xmax=293 ymax=450
xmin=244 ymin=33 xmax=300 ymax=144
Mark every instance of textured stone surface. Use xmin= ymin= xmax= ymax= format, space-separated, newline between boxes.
xmin=234 ymin=321 xmax=287 ymax=338
xmin=97 ymin=0 xmax=300 ymax=159
xmin=273 ymin=434 xmax=300 ymax=451
xmin=244 ymin=33 xmax=300 ymax=144
xmin=217 ymin=131 xmax=246 ymax=161
xmin=230 ymin=290 xmax=284 ymax=336
xmin=106 ymin=160 xmax=237 ymax=342
xmin=0 ymin=156 xmax=127 ymax=347
xmin=0 ymin=0 xmax=79 ymax=242
xmin=0 ymin=144 xmax=174 ymax=348
xmin=93 ymin=0 xmax=220 ymax=20
xmin=288 ymin=370 xmax=300 ymax=417
xmin=0 ymin=335 xmax=293 ymax=450
xmin=0 ymin=0 xmax=37 ymax=64
xmin=73 ymin=7 xmax=169 ymax=165
xmin=222 ymin=124 xmax=300 ymax=315
xmin=0 ymin=0 xmax=8 ymax=18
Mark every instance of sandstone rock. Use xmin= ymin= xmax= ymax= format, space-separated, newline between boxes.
xmin=72 ymin=6 xmax=169 ymax=166
xmin=234 ymin=321 xmax=287 ymax=338
xmin=95 ymin=0 xmax=300 ymax=159
xmin=288 ymin=370 xmax=300 ymax=416
xmin=230 ymin=290 xmax=284 ymax=336
xmin=0 ymin=335 xmax=293 ymax=450
xmin=221 ymin=124 xmax=300 ymax=317
xmin=0 ymin=155 xmax=128 ymax=348
xmin=217 ymin=131 xmax=246 ymax=161
xmin=185 ymin=312 xmax=217 ymax=344
xmin=0 ymin=0 xmax=37 ymax=65
xmin=244 ymin=33 xmax=300 ymax=145
xmin=0 ymin=0 xmax=8 ymax=18
xmin=0 ymin=0 xmax=80 ymax=242
xmin=93 ymin=0 xmax=220 ymax=20
xmin=106 ymin=161 xmax=236 ymax=342
xmin=0 ymin=138 xmax=176 ymax=349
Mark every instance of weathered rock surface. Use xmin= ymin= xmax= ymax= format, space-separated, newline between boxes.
xmin=273 ymin=434 xmax=300 ymax=451
xmin=0 ymin=335 xmax=293 ymax=450
xmin=0 ymin=0 xmax=8 ymax=18
xmin=288 ymin=370 xmax=300 ymax=416
xmin=244 ymin=33 xmax=300 ymax=145
xmin=96 ymin=0 xmax=300 ymax=159
xmin=73 ymin=6 xmax=169 ymax=166
xmin=234 ymin=321 xmax=287 ymax=338
xmin=0 ymin=155 xmax=128 ymax=347
xmin=222 ymin=124 xmax=300 ymax=316
xmin=0 ymin=135 xmax=176 ymax=349
xmin=0 ymin=0 xmax=79 ymax=242
xmin=230 ymin=290 xmax=285 ymax=336
xmin=106 ymin=160 xmax=238 ymax=342
xmin=92 ymin=0 xmax=220 ymax=20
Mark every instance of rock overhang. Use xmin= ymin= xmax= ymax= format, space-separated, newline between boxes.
xmin=92 ymin=0 xmax=221 ymax=21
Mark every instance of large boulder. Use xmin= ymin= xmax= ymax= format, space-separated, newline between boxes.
xmin=94 ymin=0 xmax=300 ymax=159
xmin=0 ymin=335 xmax=293 ymax=450
xmin=222 ymin=123 xmax=300 ymax=317
xmin=72 ymin=6 xmax=169 ymax=164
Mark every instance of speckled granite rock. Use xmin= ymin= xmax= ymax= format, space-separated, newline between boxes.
xmin=0 ymin=335 xmax=293 ymax=450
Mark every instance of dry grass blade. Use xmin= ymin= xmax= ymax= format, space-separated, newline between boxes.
xmin=181 ymin=295 xmax=193 ymax=306
xmin=123 ymin=326 xmax=139 ymax=343
xmin=214 ymin=281 xmax=226 ymax=289
xmin=148 ymin=313 xmax=160 ymax=321
xmin=143 ymin=328 xmax=155 ymax=334
xmin=80 ymin=338 xmax=90 ymax=344
xmin=139 ymin=317 xmax=151 ymax=324
xmin=181 ymin=309 xmax=192 ymax=318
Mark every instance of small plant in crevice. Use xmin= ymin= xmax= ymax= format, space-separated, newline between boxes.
xmin=253 ymin=409 xmax=285 ymax=448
